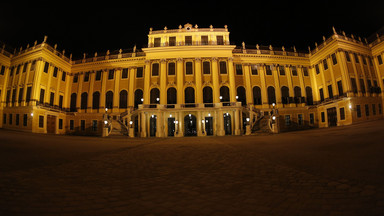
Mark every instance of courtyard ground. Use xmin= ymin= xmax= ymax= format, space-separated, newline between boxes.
xmin=0 ymin=119 xmax=384 ymax=215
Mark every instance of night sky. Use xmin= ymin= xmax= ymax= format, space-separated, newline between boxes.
xmin=1 ymin=1 xmax=383 ymax=59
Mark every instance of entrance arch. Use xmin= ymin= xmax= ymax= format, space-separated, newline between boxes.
xmin=184 ymin=114 xmax=197 ymax=136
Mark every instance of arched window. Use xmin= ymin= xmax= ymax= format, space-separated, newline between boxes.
xmin=81 ymin=92 xmax=88 ymax=109
xmin=167 ymin=87 xmax=177 ymax=104
xmin=281 ymin=86 xmax=289 ymax=104
xmin=267 ymin=86 xmax=276 ymax=105
xmin=134 ymin=89 xmax=143 ymax=108
xmin=203 ymin=86 xmax=213 ymax=104
xmin=220 ymin=86 xmax=230 ymax=102
xmin=253 ymin=86 xmax=262 ymax=105
xmin=306 ymin=87 xmax=313 ymax=105
xmin=92 ymin=92 xmax=100 ymax=109
xmin=294 ymin=86 xmax=302 ymax=103
xmin=105 ymin=91 xmax=113 ymax=109
xmin=119 ymin=90 xmax=128 ymax=108
xmin=150 ymin=88 xmax=160 ymax=104
xmin=236 ymin=86 xmax=246 ymax=106
xmin=70 ymin=93 xmax=77 ymax=112
xmin=184 ymin=87 xmax=195 ymax=104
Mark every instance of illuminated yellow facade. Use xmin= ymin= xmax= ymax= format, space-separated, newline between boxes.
xmin=0 ymin=24 xmax=383 ymax=137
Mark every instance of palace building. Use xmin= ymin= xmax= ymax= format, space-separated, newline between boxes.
xmin=0 ymin=23 xmax=383 ymax=137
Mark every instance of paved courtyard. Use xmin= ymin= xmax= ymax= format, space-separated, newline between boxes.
xmin=1 ymin=120 xmax=384 ymax=216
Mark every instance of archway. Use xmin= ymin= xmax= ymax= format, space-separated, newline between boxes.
xmin=223 ymin=112 xmax=232 ymax=135
xmin=236 ymin=86 xmax=246 ymax=106
xmin=134 ymin=89 xmax=143 ymax=108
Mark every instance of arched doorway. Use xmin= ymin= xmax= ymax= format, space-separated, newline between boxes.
xmin=236 ymin=86 xmax=246 ymax=106
xmin=223 ymin=112 xmax=232 ymax=135
xmin=306 ymin=86 xmax=313 ymax=105
xmin=220 ymin=86 xmax=230 ymax=106
xmin=184 ymin=114 xmax=197 ymax=136
xmin=281 ymin=86 xmax=289 ymax=104
xmin=267 ymin=86 xmax=276 ymax=105
xmin=92 ymin=92 xmax=100 ymax=110
xmin=167 ymin=87 xmax=177 ymax=105
xmin=119 ymin=90 xmax=128 ymax=108
xmin=105 ymin=91 xmax=113 ymax=109
xmin=185 ymin=87 xmax=195 ymax=107
xmin=294 ymin=86 xmax=302 ymax=103
xmin=253 ymin=86 xmax=262 ymax=105
xmin=134 ymin=89 xmax=143 ymax=109
xmin=203 ymin=86 xmax=213 ymax=107
xmin=150 ymin=115 xmax=157 ymax=137
xmin=70 ymin=93 xmax=77 ymax=112
xmin=150 ymin=88 xmax=160 ymax=104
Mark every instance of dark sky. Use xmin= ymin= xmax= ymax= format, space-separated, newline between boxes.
xmin=1 ymin=1 xmax=383 ymax=59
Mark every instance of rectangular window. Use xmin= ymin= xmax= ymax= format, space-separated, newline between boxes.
xmin=337 ymin=80 xmax=343 ymax=96
xmin=354 ymin=53 xmax=359 ymax=63
xmin=321 ymin=112 xmax=325 ymax=122
xmin=285 ymin=115 xmax=291 ymax=126
xmin=185 ymin=36 xmax=192 ymax=45
xmin=185 ymin=62 xmax=193 ymax=75
xmin=108 ymin=69 xmax=114 ymax=79
xmin=15 ymin=114 xmax=19 ymax=126
xmin=279 ymin=66 xmax=285 ymax=75
xmin=59 ymin=95 xmax=63 ymax=109
xmin=359 ymin=79 xmax=366 ymax=93
xmin=73 ymin=74 xmax=78 ymax=83
xmin=70 ymin=120 xmax=74 ymax=130
xmin=39 ymin=88 xmax=45 ymax=104
xmin=23 ymin=114 xmax=27 ymax=126
xmin=39 ymin=115 xmax=44 ymax=128
xmin=81 ymin=120 xmax=85 ymax=131
xmin=219 ymin=61 xmax=227 ymax=74
xmin=291 ymin=66 xmax=297 ymax=76
xmin=168 ymin=62 xmax=176 ymax=75
xmin=379 ymin=104 xmax=382 ymax=114
xmin=16 ymin=65 xmax=21 ymax=74
xmin=95 ymin=70 xmax=102 ymax=81
xmin=365 ymin=104 xmax=369 ymax=116
xmin=315 ymin=64 xmax=320 ymax=74
xmin=23 ymin=62 xmax=28 ymax=72
xmin=84 ymin=72 xmax=89 ymax=82
xmin=251 ymin=65 xmax=258 ymax=75
xmin=122 ymin=68 xmax=128 ymax=79
xmin=303 ymin=67 xmax=309 ymax=76
xmin=3 ymin=114 xmax=6 ymax=124
xmin=62 ymin=71 xmax=66 ymax=81
xmin=49 ymin=92 xmax=54 ymax=106
xmin=92 ymin=120 xmax=98 ymax=131
xmin=9 ymin=114 xmax=12 ymax=125
xmin=152 ymin=63 xmax=159 ymax=76
xmin=203 ymin=62 xmax=210 ymax=74
xmin=319 ymin=88 xmax=324 ymax=102
xmin=362 ymin=56 xmax=367 ymax=65
xmin=26 ymin=87 xmax=32 ymax=103
xmin=298 ymin=114 xmax=303 ymax=126
xmin=59 ymin=119 xmax=63 ymax=129
xmin=328 ymin=85 xmax=333 ymax=99
xmin=18 ymin=87 xmax=23 ymax=103
xmin=309 ymin=113 xmax=314 ymax=125
xmin=345 ymin=51 xmax=351 ymax=62
xmin=236 ymin=64 xmax=243 ymax=75
xmin=53 ymin=67 xmax=58 ymax=77
xmin=378 ymin=55 xmax=383 ymax=65
xmin=331 ymin=53 xmax=337 ymax=65
xmin=136 ymin=67 xmax=143 ymax=78
xmin=356 ymin=105 xmax=361 ymax=118
xmin=1 ymin=65 xmax=5 ymax=75
xmin=169 ymin=37 xmax=176 ymax=46
xmin=351 ymin=78 xmax=358 ymax=93
xmin=43 ymin=62 xmax=49 ymax=73
xmin=201 ymin=36 xmax=208 ymax=45
xmin=372 ymin=104 xmax=376 ymax=115
xmin=340 ymin=107 xmax=345 ymax=120
xmin=216 ymin=36 xmax=224 ymax=45
xmin=323 ymin=59 xmax=328 ymax=70
xmin=30 ymin=60 xmax=36 ymax=71
xmin=265 ymin=65 xmax=272 ymax=75
xmin=154 ymin=38 xmax=161 ymax=47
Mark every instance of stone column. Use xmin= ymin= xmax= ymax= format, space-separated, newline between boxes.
xmin=228 ymin=58 xmax=236 ymax=103
xmin=160 ymin=59 xmax=167 ymax=105
xmin=211 ymin=58 xmax=220 ymax=103
xmin=114 ymin=68 xmax=121 ymax=111
xmin=234 ymin=109 xmax=240 ymax=135
xmin=144 ymin=60 xmax=151 ymax=105
xmin=194 ymin=58 xmax=203 ymax=104
xmin=243 ymin=64 xmax=252 ymax=105
xmin=128 ymin=67 xmax=135 ymax=107
xmin=176 ymin=58 xmax=184 ymax=105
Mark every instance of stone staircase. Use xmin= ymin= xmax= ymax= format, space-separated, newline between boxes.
xmin=109 ymin=119 xmax=128 ymax=136
xmin=251 ymin=116 xmax=272 ymax=134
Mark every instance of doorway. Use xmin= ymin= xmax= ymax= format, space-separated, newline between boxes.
xmin=205 ymin=116 xmax=213 ymax=136
xmin=327 ymin=107 xmax=337 ymax=127
xmin=184 ymin=114 xmax=197 ymax=136
xmin=223 ymin=113 xmax=232 ymax=135
xmin=47 ymin=115 xmax=56 ymax=134
xmin=168 ymin=118 xmax=175 ymax=137
xmin=150 ymin=115 xmax=157 ymax=137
